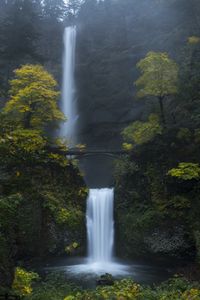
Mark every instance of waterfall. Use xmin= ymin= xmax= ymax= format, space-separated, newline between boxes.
xmin=60 ymin=26 xmax=77 ymax=146
xmin=66 ymin=187 xmax=128 ymax=274
xmin=86 ymin=188 xmax=114 ymax=263
xmin=59 ymin=27 xmax=128 ymax=276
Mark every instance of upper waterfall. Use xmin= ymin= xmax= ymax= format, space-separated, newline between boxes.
xmin=60 ymin=26 xmax=77 ymax=146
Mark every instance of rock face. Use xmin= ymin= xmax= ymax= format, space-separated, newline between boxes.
xmin=144 ymin=226 xmax=195 ymax=259
xmin=115 ymin=211 xmax=195 ymax=260
xmin=114 ymin=140 xmax=197 ymax=260
xmin=46 ymin=221 xmax=86 ymax=256
xmin=76 ymin=0 xmax=198 ymax=147
xmin=74 ymin=0 xmax=199 ymax=187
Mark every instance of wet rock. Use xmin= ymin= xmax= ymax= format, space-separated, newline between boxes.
xmin=96 ymin=273 xmax=114 ymax=286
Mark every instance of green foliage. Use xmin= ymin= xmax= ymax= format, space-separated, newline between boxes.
xmin=140 ymin=277 xmax=200 ymax=300
xmin=23 ymin=272 xmax=79 ymax=300
xmin=34 ymin=277 xmax=198 ymax=300
xmin=152 ymin=195 xmax=191 ymax=219
xmin=0 ymin=194 xmax=23 ymax=226
xmin=0 ymin=0 xmax=40 ymax=63
xmin=65 ymin=242 xmax=79 ymax=254
xmin=41 ymin=186 xmax=85 ymax=230
xmin=168 ymin=163 xmax=200 ymax=180
xmin=115 ymin=127 xmax=198 ymax=259
xmin=122 ymin=143 xmax=133 ymax=151
xmin=0 ymin=194 xmax=23 ymax=241
xmin=55 ymin=208 xmax=84 ymax=229
xmin=4 ymin=64 xmax=65 ymax=131
xmin=56 ymin=208 xmax=72 ymax=224
xmin=1 ymin=0 xmax=200 ymax=290
xmin=19 ymin=275 xmax=200 ymax=300
xmin=188 ymin=36 xmax=200 ymax=45
xmin=0 ymin=65 xmax=69 ymax=169
xmin=15 ymin=275 xmax=200 ymax=300
xmin=0 ymin=194 xmax=23 ymax=281
xmin=122 ymin=114 xmax=162 ymax=145
xmin=135 ymin=51 xmax=179 ymax=99
xmin=0 ymin=62 xmax=86 ymax=286
xmin=176 ymin=128 xmax=192 ymax=142
xmin=114 ymin=155 xmax=139 ymax=178
xmin=65 ymin=279 xmax=141 ymax=300
xmin=168 ymin=195 xmax=190 ymax=210
xmin=135 ymin=51 xmax=179 ymax=124
xmin=12 ymin=267 xmax=39 ymax=296
xmin=1 ymin=129 xmax=46 ymax=153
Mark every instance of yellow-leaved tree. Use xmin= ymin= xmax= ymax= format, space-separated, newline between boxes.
xmin=4 ymin=64 xmax=65 ymax=131
xmin=135 ymin=52 xmax=179 ymax=125
xmin=0 ymin=64 xmax=67 ymax=161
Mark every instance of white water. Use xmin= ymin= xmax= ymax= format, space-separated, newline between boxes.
xmin=60 ymin=26 xmax=77 ymax=146
xmin=87 ymin=188 xmax=114 ymax=263
xmin=62 ymin=188 xmax=129 ymax=275
xmin=45 ymin=185 xmax=129 ymax=275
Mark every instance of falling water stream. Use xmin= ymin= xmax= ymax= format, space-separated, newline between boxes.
xmin=87 ymin=188 xmax=114 ymax=263
xmin=63 ymin=186 xmax=130 ymax=276
xmin=60 ymin=27 xmax=119 ymax=271
xmin=60 ymin=26 xmax=77 ymax=146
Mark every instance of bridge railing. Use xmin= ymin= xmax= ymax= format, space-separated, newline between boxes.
xmin=64 ymin=149 xmax=128 ymax=157
xmin=48 ymin=146 xmax=130 ymax=157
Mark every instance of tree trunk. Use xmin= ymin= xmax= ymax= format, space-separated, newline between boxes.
xmin=158 ymin=96 xmax=166 ymax=127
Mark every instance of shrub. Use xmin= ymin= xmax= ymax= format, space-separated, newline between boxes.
xmin=168 ymin=163 xmax=200 ymax=180
xmin=12 ymin=267 xmax=39 ymax=296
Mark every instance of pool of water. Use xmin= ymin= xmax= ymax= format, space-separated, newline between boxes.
xmin=36 ymin=256 xmax=173 ymax=288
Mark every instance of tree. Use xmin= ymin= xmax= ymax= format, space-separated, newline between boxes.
xmin=42 ymin=0 xmax=66 ymax=20
xmin=135 ymin=52 xmax=179 ymax=125
xmin=65 ymin=0 xmax=82 ymax=23
xmin=0 ymin=0 xmax=42 ymax=92
xmin=0 ymin=0 xmax=40 ymax=61
xmin=40 ymin=0 xmax=65 ymax=68
xmin=4 ymin=64 xmax=65 ymax=131
xmin=122 ymin=114 xmax=162 ymax=146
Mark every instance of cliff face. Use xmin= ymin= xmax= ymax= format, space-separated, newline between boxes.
xmin=75 ymin=0 xmax=199 ymax=151
xmin=73 ymin=0 xmax=200 ymax=187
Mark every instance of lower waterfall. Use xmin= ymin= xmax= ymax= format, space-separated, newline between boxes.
xmin=65 ymin=187 xmax=128 ymax=275
xmin=87 ymin=188 xmax=114 ymax=263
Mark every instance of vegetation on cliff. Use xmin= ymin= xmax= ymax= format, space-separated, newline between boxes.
xmin=0 ymin=64 xmax=87 ymax=287
xmin=115 ymin=37 xmax=200 ymax=262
